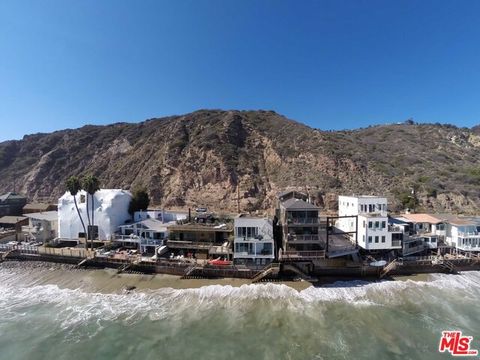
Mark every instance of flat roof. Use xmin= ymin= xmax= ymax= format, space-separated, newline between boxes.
xmin=401 ymin=213 xmax=443 ymax=225
xmin=168 ymin=223 xmax=232 ymax=232
xmin=24 ymin=211 xmax=58 ymax=221
xmin=339 ymin=195 xmax=386 ymax=199
xmin=23 ymin=203 xmax=56 ymax=210
xmin=431 ymin=214 xmax=480 ymax=226
xmin=0 ymin=216 xmax=28 ymax=224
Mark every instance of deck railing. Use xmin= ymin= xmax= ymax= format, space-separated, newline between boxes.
xmin=288 ymin=234 xmax=320 ymax=242
xmin=279 ymin=250 xmax=326 ymax=260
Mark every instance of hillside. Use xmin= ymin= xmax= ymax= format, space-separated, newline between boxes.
xmin=1 ymin=110 xmax=480 ymax=214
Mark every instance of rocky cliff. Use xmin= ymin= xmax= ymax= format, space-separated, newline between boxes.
xmin=1 ymin=110 xmax=479 ymax=214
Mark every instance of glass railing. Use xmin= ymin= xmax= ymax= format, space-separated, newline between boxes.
xmin=287 ymin=218 xmax=319 ymax=224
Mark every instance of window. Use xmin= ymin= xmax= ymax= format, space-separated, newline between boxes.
xmin=236 ymin=227 xmax=259 ymax=238
xmin=363 ymin=220 xmax=366 ymax=228
xmin=381 ymin=221 xmax=386 ymax=229
xmin=381 ymin=236 xmax=385 ymax=243
xmin=431 ymin=238 xmax=437 ymax=243
xmin=368 ymin=221 xmax=373 ymax=229
xmin=363 ymin=235 xmax=365 ymax=242
xmin=80 ymin=194 xmax=86 ymax=204
xmin=369 ymin=204 xmax=373 ymax=212
xmin=375 ymin=236 xmax=379 ymax=243
xmin=368 ymin=236 xmax=372 ymax=243
xmin=375 ymin=221 xmax=379 ymax=228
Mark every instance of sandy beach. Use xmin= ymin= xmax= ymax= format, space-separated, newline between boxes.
xmin=0 ymin=260 xmax=435 ymax=294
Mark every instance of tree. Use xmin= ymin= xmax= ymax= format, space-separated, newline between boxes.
xmin=82 ymin=175 xmax=100 ymax=250
xmin=66 ymin=176 xmax=88 ymax=249
xmin=128 ymin=187 xmax=150 ymax=215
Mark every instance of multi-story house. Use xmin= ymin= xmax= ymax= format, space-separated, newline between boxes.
xmin=233 ymin=216 xmax=274 ymax=266
xmin=277 ymin=193 xmax=321 ymax=252
xmin=166 ymin=223 xmax=232 ymax=260
xmin=337 ymin=195 xmax=402 ymax=251
xmin=442 ymin=216 xmax=480 ymax=252
xmin=118 ymin=218 xmax=168 ymax=254
xmin=23 ymin=211 xmax=58 ymax=243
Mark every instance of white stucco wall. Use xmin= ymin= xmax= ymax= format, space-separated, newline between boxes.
xmin=58 ymin=189 xmax=132 ymax=240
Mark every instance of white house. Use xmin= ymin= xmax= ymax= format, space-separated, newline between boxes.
xmin=444 ymin=216 xmax=480 ymax=252
xmin=234 ymin=216 xmax=274 ymax=265
xmin=337 ymin=195 xmax=402 ymax=251
xmin=23 ymin=211 xmax=58 ymax=243
xmin=58 ymin=189 xmax=132 ymax=241
xmin=118 ymin=218 xmax=168 ymax=253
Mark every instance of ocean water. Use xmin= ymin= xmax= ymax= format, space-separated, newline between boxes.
xmin=0 ymin=264 xmax=479 ymax=360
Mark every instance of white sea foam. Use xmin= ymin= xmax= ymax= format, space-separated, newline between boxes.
xmin=0 ymin=266 xmax=479 ymax=332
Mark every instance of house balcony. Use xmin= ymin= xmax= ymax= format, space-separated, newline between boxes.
xmin=457 ymin=231 xmax=480 ymax=237
xmin=403 ymin=244 xmax=425 ymax=256
xmin=234 ymin=237 xmax=273 ymax=243
xmin=388 ymin=225 xmax=403 ymax=233
xmin=166 ymin=240 xmax=213 ymax=250
xmin=234 ymin=250 xmax=274 ymax=258
xmin=287 ymin=234 xmax=320 ymax=243
xmin=391 ymin=240 xmax=402 ymax=248
xmin=456 ymin=245 xmax=480 ymax=251
xmin=140 ymin=238 xmax=164 ymax=246
xmin=286 ymin=218 xmax=319 ymax=225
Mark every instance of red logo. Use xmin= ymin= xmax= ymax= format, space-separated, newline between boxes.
xmin=439 ymin=331 xmax=478 ymax=356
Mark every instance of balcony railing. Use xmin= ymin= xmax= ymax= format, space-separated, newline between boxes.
xmin=403 ymin=244 xmax=425 ymax=256
xmin=287 ymin=234 xmax=320 ymax=242
xmin=279 ymin=250 xmax=326 ymax=260
xmin=287 ymin=218 xmax=319 ymax=225
xmin=388 ymin=225 xmax=403 ymax=232
xmin=391 ymin=240 xmax=402 ymax=247
xmin=457 ymin=231 xmax=480 ymax=237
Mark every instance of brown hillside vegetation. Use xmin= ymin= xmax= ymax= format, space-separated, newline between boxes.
xmin=0 ymin=110 xmax=479 ymax=214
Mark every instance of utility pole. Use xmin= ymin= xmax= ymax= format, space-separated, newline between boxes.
xmin=237 ymin=184 xmax=240 ymax=213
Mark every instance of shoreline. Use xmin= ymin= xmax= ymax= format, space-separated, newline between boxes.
xmin=0 ymin=260 xmax=435 ymax=294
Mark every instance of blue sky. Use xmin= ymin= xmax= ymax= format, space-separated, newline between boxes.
xmin=1 ymin=0 xmax=480 ymax=141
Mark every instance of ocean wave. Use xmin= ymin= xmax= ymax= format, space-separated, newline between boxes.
xmin=0 ymin=266 xmax=479 ymax=332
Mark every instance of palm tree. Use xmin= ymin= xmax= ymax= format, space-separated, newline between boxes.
xmin=82 ymin=175 xmax=100 ymax=250
xmin=66 ymin=176 xmax=88 ymax=249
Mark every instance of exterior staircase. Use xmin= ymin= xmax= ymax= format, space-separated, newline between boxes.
xmin=380 ymin=259 xmax=397 ymax=278
xmin=117 ymin=263 xmax=132 ymax=274
xmin=440 ymin=260 xmax=457 ymax=273
xmin=181 ymin=264 xmax=201 ymax=279
xmin=282 ymin=263 xmax=318 ymax=282
xmin=251 ymin=263 xmax=280 ymax=283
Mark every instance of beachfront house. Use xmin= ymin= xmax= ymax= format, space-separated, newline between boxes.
xmin=337 ymin=195 xmax=402 ymax=251
xmin=277 ymin=193 xmax=321 ymax=252
xmin=117 ymin=218 xmax=168 ymax=254
xmin=391 ymin=213 xmax=444 ymax=255
xmin=443 ymin=216 xmax=480 ymax=252
xmin=22 ymin=211 xmax=58 ymax=243
xmin=166 ymin=223 xmax=232 ymax=260
xmin=58 ymin=189 xmax=132 ymax=242
xmin=233 ymin=215 xmax=274 ymax=266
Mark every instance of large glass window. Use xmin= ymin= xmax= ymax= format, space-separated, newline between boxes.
xmin=236 ymin=227 xmax=259 ymax=238
xmin=375 ymin=236 xmax=379 ymax=243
